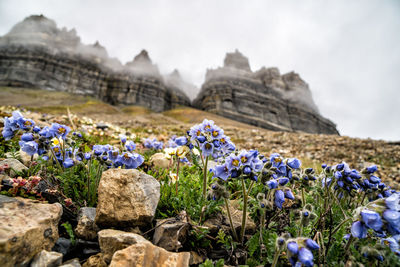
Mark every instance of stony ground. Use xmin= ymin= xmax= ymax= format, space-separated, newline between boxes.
xmin=1 ymin=86 xmax=399 ymax=188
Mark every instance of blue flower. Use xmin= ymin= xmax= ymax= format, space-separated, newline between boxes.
xmin=175 ymin=136 xmax=188 ymax=146
xmin=298 ymin=247 xmax=314 ymax=267
xmin=386 ymin=193 xmax=400 ymax=211
xmin=19 ymin=140 xmax=38 ymax=156
xmin=361 ymin=210 xmax=383 ymax=231
xmin=49 ymin=123 xmax=70 ymax=139
xmin=39 ymin=126 xmax=54 ymax=139
xmin=125 ymin=140 xmax=136 ymax=151
xmin=287 ymin=158 xmax=301 ymax=169
xmin=63 ymin=158 xmax=74 ymax=168
xmin=267 ymin=179 xmax=278 ymax=189
xmin=243 ymin=166 xmax=252 ymax=175
xmin=116 ymin=152 xmax=144 ymax=169
xmin=305 ymin=239 xmax=320 ymax=250
xmin=278 ymin=177 xmax=289 ymax=186
xmin=201 ymin=142 xmax=214 ymax=157
xmin=383 ymin=210 xmax=400 ymax=226
xmin=369 ymin=175 xmax=381 ymax=184
xmin=212 ymin=164 xmax=231 ymax=181
xmin=93 ymin=145 xmax=106 ymax=156
xmin=287 ymin=241 xmax=299 ymax=254
xmin=284 ymin=189 xmax=295 ymax=200
xmin=275 ymin=190 xmax=285 ymax=209
xmin=351 ymin=221 xmax=367 ymax=238
xmin=21 ymin=133 xmax=34 ymax=142
xmin=17 ymin=117 xmax=35 ymax=130
xmin=382 ymin=237 xmax=400 ymax=253
xmin=33 ymin=126 xmax=41 ymax=133
xmin=84 ymin=152 xmax=92 ymax=160
xmin=226 ymin=155 xmax=241 ymax=170
xmin=366 ymin=165 xmax=378 ymax=174
xmin=120 ymin=135 xmax=127 ymax=144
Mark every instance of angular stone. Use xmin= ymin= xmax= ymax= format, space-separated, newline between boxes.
xmin=30 ymin=250 xmax=63 ymax=267
xmin=52 ymin=237 xmax=72 ymax=257
xmin=95 ymin=169 xmax=160 ymax=228
xmin=75 ymin=207 xmax=99 ymax=240
xmin=149 ymin=153 xmax=170 ymax=169
xmin=82 ymin=253 xmax=107 ymax=267
xmin=109 ymin=243 xmax=190 ymax=267
xmin=0 ymin=158 xmax=28 ymax=177
xmin=98 ymin=229 xmax=149 ymax=264
xmin=0 ymin=195 xmax=62 ymax=267
xmin=152 ymin=213 xmax=190 ymax=252
xmin=59 ymin=258 xmax=81 ymax=267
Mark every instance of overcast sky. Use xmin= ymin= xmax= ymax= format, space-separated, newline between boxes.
xmin=1 ymin=0 xmax=399 ymax=141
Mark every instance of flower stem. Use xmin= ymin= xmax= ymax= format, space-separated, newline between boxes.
xmin=202 ymin=156 xmax=209 ymax=200
xmin=344 ymin=235 xmax=354 ymax=257
xmin=175 ymin=158 xmax=180 ymax=195
xmin=301 ymin=187 xmax=306 ymax=207
xmin=240 ymin=180 xmax=254 ymax=244
xmin=224 ymin=197 xmax=239 ymax=242
xmin=271 ymin=248 xmax=280 ymax=267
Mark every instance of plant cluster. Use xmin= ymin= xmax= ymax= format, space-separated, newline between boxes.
xmin=1 ymin=113 xmax=400 ymax=266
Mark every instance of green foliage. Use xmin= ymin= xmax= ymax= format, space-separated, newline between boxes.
xmin=246 ymin=229 xmax=277 ymax=266
xmin=61 ymin=222 xmax=76 ymax=245
xmin=199 ymin=259 xmax=224 ymax=267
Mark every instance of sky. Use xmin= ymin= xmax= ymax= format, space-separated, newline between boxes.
xmin=0 ymin=0 xmax=399 ymax=141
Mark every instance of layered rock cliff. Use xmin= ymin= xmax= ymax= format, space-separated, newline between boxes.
xmin=193 ymin=50 xmax=338 ymax=134
xmin=0 ymin=15 xmax=339 ymax=134
xmin=0 ymin=15 xmax=191 ymax=112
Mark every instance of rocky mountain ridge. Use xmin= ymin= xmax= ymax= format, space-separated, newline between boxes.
xmin=0 ymin=15 xmax=338 ymax=135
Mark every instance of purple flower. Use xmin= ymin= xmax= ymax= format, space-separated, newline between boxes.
xmin=298 ymin=247 xmax=314 ymax=267
xmin=21 ymin=133 xmax=34 ymax=142
xmin=386 ymin=193 xmax=400 ymax=211
xmin=284 ymin=189 xmax=295 ymax=200
xmin=287 ymin=241 xmax=299 ymax=254
xmin=369 ymin=175 xmax=381 ymax=184
xmin=278 ymin=177 xmax=289 ymax=186
xmin=84 ymin=152 xmax=92 ymax=160
xmin=63 ymin=158 xmax=74 ymax=168
xmin=125 ymin=140 xmax=136 ymax=151
xmin=19 ymin=140 xmax=38 ymax=156
xmin=361 ymin=210 xmax=383 ymax=231
xmin=287 ymin=158 xmax=301 ymax=169
xmin=383 ymin=210 xmax=400 ymax=226
xmin=305 ymin=239 xmax=320 ymax=250
xmin=212 ymin=164 xmax=231 ymax=181
xmin=175 ymin=136 xmax=188 ymax=146
xmin=275 ymin=190 xmax=285 ymax=209
xmin=366 ymin=165 xmax=378 ymax=174
xmin=201 ymin=142 xmax=214 ymax=157
xmin=39 ymin=126 xmax=54 ymax=139
xmin=267 ymin=179 xmax=278 ymax=189
xmin=49 ymin=123 xmax=70 ymax=139
xmin=351 ymin=221 xmax=367 ymax=238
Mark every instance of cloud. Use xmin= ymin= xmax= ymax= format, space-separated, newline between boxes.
xmin=0 ymin=0 xmax=399 ymax=140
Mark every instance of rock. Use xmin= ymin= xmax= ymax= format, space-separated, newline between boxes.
xmin=0 ymin=15 xmax=191 ymax=112
xmin=149 ymin=153 xmax=170 ymax=169
xmin=194 ymin=50 xmax=338 ymax=135
xmin=152 ymin=212 xmax=190 ymax=252
xmin=0 ymin=195 xmax=62 ymax=267
xmin=59 ymin=258 xmax=81 ymax=267
xmin=82 ymin=253 xmax=107 ymax=267
xmin=95 ymin=169 xmax=160 ymax=228
xmin=0 ymin=158 xmax=28 ymax=177
xmin=109 ymin=242 xmax=191 ymax=267
xmin=75 ymin=207 xmax=99 ymax=240
xmin=52 ymin=237 xmax=72 ymax=257
xmin=98 ymin=229 xmax=149 ymax=264
xmin=189 ymin=251 xmax=205 ymax=265
xmin=30 ymin=250 xmax=63 ymax=267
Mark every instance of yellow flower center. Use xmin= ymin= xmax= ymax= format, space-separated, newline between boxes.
xmin=53 ymin=147 xmax=60 ymax=153
xmin=220 ymin=138 xmax=225 ymax=144
xmin=205 ymin=125 xmax=211 ymax=130
xmin=58 ymin=127 xmax=66 ymax=134
xmin=24 ymin=121 xmax=32 ymax=127
xmin=124 ymin=154 xmax=130 ymax=159
xmin=212 ymin=130 xmax=219 ymax=137
xmin=232 ymin=159 xmax=239 ymax=166
xmin=205 ymin=143 xmax=212 ymax=150
xmin=196 ymin=130 xmax=201 ymax=136
xmin=241 ymin=156 xmax=248 ymax=163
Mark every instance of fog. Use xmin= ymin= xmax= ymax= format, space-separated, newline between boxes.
xmin=0 ymin=0 xmax=399 ymax=140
